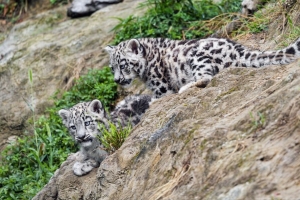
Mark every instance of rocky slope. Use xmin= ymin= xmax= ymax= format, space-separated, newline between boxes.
xmin=34 ymin=51 xmax=300 ymax=199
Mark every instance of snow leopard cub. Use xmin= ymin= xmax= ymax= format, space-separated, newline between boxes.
xmin=105 ymin=37 xmax=300 ymax=98
xmin=58 ymin=94 xmax=151 ymax=176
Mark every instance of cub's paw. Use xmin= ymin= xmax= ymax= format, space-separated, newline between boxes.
xmin=72 ymin=161 xmax=94 ymax=176
xmin=179 ymin=82 xmax=196 ymax=94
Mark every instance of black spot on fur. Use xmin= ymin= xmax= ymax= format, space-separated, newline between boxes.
xmin=155 ymin=90 xmax=162 ymax=96
xmin=215 ymin=48 xmax=222 ymax=54
xmin=178 ymin=40 xmax=186 ymax=45
xmin=203 ymin=42 xmax=213 ymax=50
xmin=186 ymin=39 xmax=198 ymax=45
xmin=258 ymin=55 xmax=268 ymax=59
xmin=196 ymin=52 xmax=205 ymax=57
xmin=154 ymin=67 xmax=162 ymax=78
xmin=230 ymin=53 xmax=236 ymax=60
xmin=297 ymin=41 xmax=300 ymax=51
xmin=239 ymin=50 xmax=244 ymax=57
xmin=213 ymin=66 xmax=219 ymax=74
xmin=170 ymin=43 xmax=176 ymax=50
xmin=160 ymin=87 xmax=167 ymax=93
xmin=215 ymin=58 xmax=222 ymax=64
xmin=160 ymin=60 xmax=164 ymax=67
xmin=245 ymin=53 xmax=251 ymax=59
xmin=156 ymin=53 xmax=161 ymax=62
xmin=226 ymin=39 xmax=237 ymax=45
xmin=198 ymin=55 xmax=212 ymax=62
xmin=204 ymin=59 xmax=212 ymax=64
xmin=133 ymin=119 xmax=140 ymax=125
xmin=224 ymin=62 xmax=232 ymax=68
xmin=180 ymin=64 xmax=185 ymax=71
xmin=181 ymin=78 xmax=186 ymax=84
xmin=218 ymin=41 xmax=225 ymax=46
xmin=250 ymin=53 xmax=257 ymax=61
xmin=204 ymin=71 xmax=212 ymax=76
xmin=173 ymin=56 xmax=178 ymax=62
xmin=286 ymin=47 xmax=296 ymax=55
xmin=191 ymin=50 xmax=197 ymax=57
xmin=183 ymin=46 xmax=193 ymax=56
xmin=131 ymin=100 xmax=150 ymax=115
xmin=123 ymin=109 xmax=136 ymax=117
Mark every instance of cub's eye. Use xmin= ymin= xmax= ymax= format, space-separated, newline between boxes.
xmin=70 ymin=125 xmax=76 ymax=130
xmin=120 ymin=64 xmax=126 ymax=70
xmin=85 ymin=121 xmax=91 ymax=126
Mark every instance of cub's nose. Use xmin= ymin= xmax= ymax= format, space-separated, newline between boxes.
xmin=114 ymin=78 xmax=120 ymax=83
xmin=77 ymin=135 xmax=85 ymax=140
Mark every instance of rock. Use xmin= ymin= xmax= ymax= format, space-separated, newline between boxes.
xmin=67 ymin=0 xmax=123 ymax=18
xmin=32 ymin=152 xmax=100 ymax=200
xmin=34 ymin=51 xmax=300 ymax=199
xmin=0 ymin=0 xmax=146 ymax=146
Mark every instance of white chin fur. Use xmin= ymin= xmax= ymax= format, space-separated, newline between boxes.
xmin=80 ymin=140 xmax=93 ymax=147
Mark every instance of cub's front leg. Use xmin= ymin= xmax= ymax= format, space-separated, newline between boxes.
xmin=72 ymin=159 xmax=99 ymax=176
xmin=72 ymin=151 xmax=100 ymax=176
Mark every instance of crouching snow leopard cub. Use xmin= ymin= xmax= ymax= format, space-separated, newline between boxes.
xmin=58 ymin=94 xmax=151 ymax=176
xmin=105 ymin=37 xmax=300 ymax=98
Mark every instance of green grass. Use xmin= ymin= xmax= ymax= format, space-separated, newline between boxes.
xmin=112 ymin=0 xmax=242 ymax=44
xmin=0 ymin=67 xmax=118 ymax=200
xmin=99 ymin=122 xmax=132 ymax=153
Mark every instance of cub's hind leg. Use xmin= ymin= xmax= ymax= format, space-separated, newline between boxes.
xmin=179 ymin=61 xmax=221 ymax=93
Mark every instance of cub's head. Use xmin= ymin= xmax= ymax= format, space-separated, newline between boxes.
xmin=58 ymin=100 xmax=109 ymax=148
xmin=105 ymin=39 xmax=146 ymax=87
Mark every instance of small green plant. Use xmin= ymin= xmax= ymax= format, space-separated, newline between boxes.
xmin=250 ymin=111 xmax=266 ymax=131
xmin=0 ymin=67 xmax=118 ymax=199
xmin=98 ymin=121 xmax=132 ymax=153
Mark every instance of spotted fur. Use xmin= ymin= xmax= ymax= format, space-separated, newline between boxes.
xmin=58 ymin=94 xmax=151 ymax=176
xmin=105 ymin=37 xmax=300 ymax=98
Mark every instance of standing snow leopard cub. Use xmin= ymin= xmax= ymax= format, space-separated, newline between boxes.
xmin=58 ymin=94 xmax=151 ymax=176
xmin=105 ymin=37 xmax=300 ymax=98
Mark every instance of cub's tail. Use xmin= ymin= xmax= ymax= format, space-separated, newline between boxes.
xmin=241 ymin=37 xmax=300 ymax=68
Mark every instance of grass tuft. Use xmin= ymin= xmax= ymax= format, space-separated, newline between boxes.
xmin=98 ymin=122 xmax=132 ymax=153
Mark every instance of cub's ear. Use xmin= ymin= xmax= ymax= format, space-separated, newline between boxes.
xmin=104 ymin=45 xmax=115 ymax=54
xmin=88 ymin=99 xmax=106 ymax=117
xmin=126 ymin=39 xmax=140 ymax=55
xmin=58 ymin=109 xmax=70 ymax=126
